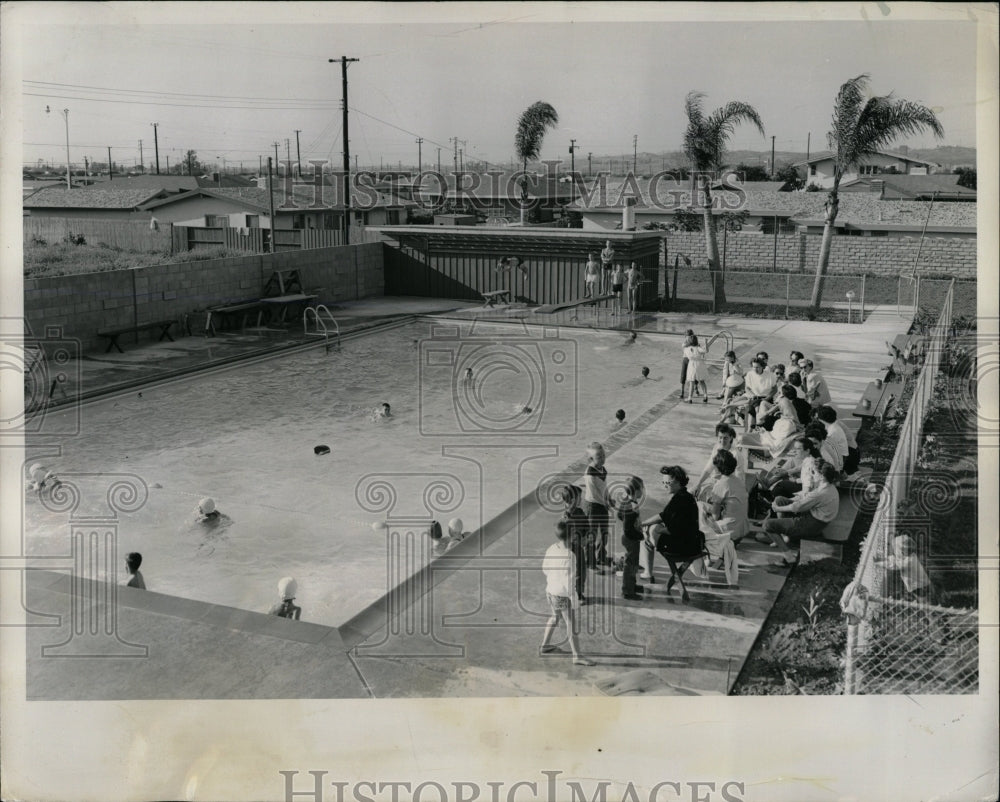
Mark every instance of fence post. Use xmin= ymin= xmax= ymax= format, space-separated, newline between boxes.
xmin=860 ymin=274 xmax=866 ymax=321
xmin=914 ymin=275 xmax=921 ymax=317
xmin=844 ymin=620 xmax=858 ymax=694
xmin=785 ymin=273 xmax=790 ymax=319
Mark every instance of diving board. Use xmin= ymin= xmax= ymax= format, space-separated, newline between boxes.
xmin=533 ymin=294 xmax=614 ymax=314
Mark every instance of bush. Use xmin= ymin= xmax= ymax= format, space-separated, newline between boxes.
xmin=63 ymin=231 xmax=86 ymax=246
xmin=30 ymin=235 xmax=47 ymax=246
xmin=166 ymin=247 xmax=245 ymax=264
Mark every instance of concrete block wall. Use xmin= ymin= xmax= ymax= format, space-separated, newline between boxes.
xmin=665 ymin=231 xmax=977 ymax=279
xmin=24 ymin=243 xmax=385 ymax=353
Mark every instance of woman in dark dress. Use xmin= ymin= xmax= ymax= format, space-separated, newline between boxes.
xmin=640 ymin=465 xmax=704 ymax=599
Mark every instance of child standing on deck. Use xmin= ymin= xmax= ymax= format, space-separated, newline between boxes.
xmin=614 ymin=476 xmax=646 ymax=600
xmin=625 ymin=262 xmax=642 ymax=314
xmin=582 ymin=442 xmax=611 ymax=569
xmin=584 ymin=253 xmax=600 ymax=298
xmin=610 ymin=264 xmax=624 ymax=315
xmin=683 ymin=335 xmax=709 ymax=403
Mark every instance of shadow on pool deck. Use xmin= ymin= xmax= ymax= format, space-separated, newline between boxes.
xmin=22 ymin=297 xmax=913 ymax=698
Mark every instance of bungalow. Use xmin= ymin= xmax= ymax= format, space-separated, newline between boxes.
xmin=22 ymin=186 xmax=168 ymax=220
xmin=412 ymin=173 xmax=575 ymax=223
xmin=795 ymin=150 xmax=941 ymax=189
xmin=138 ymin=184 xmax=411 ymax=230
xmin=86 ymin=173 xmax=256 ymax=194
xmin=837 ymin=173 xmax=976 ymax=202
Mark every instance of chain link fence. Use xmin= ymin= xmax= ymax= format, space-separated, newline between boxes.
xmin=840 ymin=279 xmax=978 ymax=694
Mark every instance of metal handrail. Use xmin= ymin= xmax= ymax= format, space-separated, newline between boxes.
xmin=303 ymin=305 xmax=341 ymax=352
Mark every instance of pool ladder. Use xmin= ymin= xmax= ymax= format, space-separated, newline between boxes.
xmin=705 ymin=330 xmax=734 ymax=368
xmin=303 ymin=305 xmax=341 ymax=352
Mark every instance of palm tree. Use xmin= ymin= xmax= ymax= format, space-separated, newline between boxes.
xmin=810 ymin=75 xmax=943 ymax=311
xmin=682 ymin=92 xmax=765 ymax=308
xmin=514 ymin=101 xmax=559 ymax=225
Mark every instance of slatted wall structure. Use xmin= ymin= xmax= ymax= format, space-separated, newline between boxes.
xmin=375 ymin=227 xmax=663 ymax=310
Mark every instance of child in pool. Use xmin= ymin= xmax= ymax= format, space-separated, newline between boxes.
xmin=370 ymin=402 xmax=392 ymax=421
xmin=122 ymin=552 xmax=146 ymax=590
xmin=268 ymin=576 xmax=302 ymax=620
xmin=196 ymin=497 xmax=221 ymax=522
xmin=612 ymin=409 xmax=626 ymax=431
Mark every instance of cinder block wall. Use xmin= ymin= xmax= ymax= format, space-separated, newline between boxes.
xmin=664 ymin=231 xmax=977 ymax=278
xmin=23 ymin=243 xmax=385 ymax=353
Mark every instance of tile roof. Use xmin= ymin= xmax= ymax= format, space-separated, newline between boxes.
xmin=139 ymin=186 xmax=407 ymax=213
xmin=792 ymin=150 xmax=940 ymax=168
xmin=22 ymin=186 xmax=163 ymax=209
xmin=839 ymin=173 xmax=975 ymax=199
xmin=88 ymin=174 xmax=256 ymax=191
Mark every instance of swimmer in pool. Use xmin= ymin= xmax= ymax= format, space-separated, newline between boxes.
xmin=463 ymin=368 xmax=474 ymax=388
xmin=196 ymin=497 xmax=221 ymax=522
xmin=268 ymin=577 xmax=302 ymax=620
xmin=641 ymin=367 xmax=650 ymax=378
xmin=612 ymin=409 xmax=627 ymax=431
xmin=624 ymin=331 xmax=638 ymax=345
xmin=371 ymin=402 xmax=392 ymax=421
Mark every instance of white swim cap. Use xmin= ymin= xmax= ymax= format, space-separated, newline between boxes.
xmin=448 ymin=518 xmax=463 ymax=536
xmin=28 ymin=463 xmax=46 ymax=482
xmin=199 ymin=497 xmax=216 ymax=514
xmin=278 ymin=577 xmax=297 ymax=600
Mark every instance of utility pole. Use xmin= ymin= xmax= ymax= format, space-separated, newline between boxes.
xmin=188 ymin=151 xmax=194 ymax=176
xmin=450 ymin=137 xmax=458 ymax=174
xmin=151 ymin=122 xmax=160 ymax=175
xmin=588 ymin=152 xmax=592 ymax=176
xmin=294 ymin=129 xmax=302 ymax=177
xmin=83 ymin=155 xmax=89 ymax=176
xmin=458 ymin=148 xmax=464 ymax=172
xmin=329 ymin=55 xmax=359 ymax=244
xmin=138 ymin=139 xmax=144 ymax=174
xmin=568 ymin=139 xmax=577 ymax=205
xmin=770 ymin=135 xmax=776 ymax=179
xmin=285 ymin=138 xmax=291 ymax=170
xmin=416 ymin=137 xmax=423 ymax=172
xmin=108 ymin=146 xmax=113 ymax=180
xmin=273 ymin=141 xmax=280 ymax=173
xmin=166 ymin=155 xmax=170 ymax=174
xmin=437 ymin=148 xmax=441 ymax=173
xmin=267 ymin=156 xmax=276 ymax=253
xmin=633 ymin=134 xmax=638 ymax=174
xmin=806 ymin=132 xmax=811 ymax=163
xmin=259 ymin=155 xmax=263 ymax=176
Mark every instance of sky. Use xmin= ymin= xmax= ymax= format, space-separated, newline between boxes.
xmin=9 ymin=3 xmax=986 ymax=173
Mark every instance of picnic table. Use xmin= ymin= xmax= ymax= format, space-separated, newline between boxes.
xmin=97 ymin=319 xmax=177 ymax=353
xmin=204 ymin=300 xmax=266 ymax=336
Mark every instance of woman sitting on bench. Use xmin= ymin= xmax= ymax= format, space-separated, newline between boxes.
xmin=760 ymin=461 xmax=840 ymax=566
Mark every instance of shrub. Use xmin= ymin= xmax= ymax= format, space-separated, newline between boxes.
xmin=63 ymin=231 xmax=87 ymax=245
xmin=30 ymin=235 xmax=47 ymax=246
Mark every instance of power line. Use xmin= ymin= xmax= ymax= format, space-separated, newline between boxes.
xmin=25 ymin=80 xmax=339 ymax=104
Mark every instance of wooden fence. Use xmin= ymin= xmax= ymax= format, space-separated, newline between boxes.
xmin=24 ymin=217 xmax=172 ymax=252
xmin=171 ymin=225 xmax=344 ymax=254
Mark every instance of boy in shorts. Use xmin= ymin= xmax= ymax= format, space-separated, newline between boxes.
xmin=584 ymin=253 xmax=600 ymax=298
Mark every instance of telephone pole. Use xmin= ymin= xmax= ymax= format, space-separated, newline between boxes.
xmin=285 ymin=138 xmax=291 ymax=170
xmin=107 ymin=146 xmax=113 ymax=180
xmin=568 ymin=139 xmax=577 ymax=204
xmin=151 ymin=122 xmax=160 ymax=174
xmin=272 ymin=141 xmax=280 ymax=176
xmin=588 ymin=152 xmax=592 ymax=176
xmin=437 ymin=148 xmax=441 ymax=174
xmin=294 ymin=129 xmax=302 ymax=177
xmin=770 ymin=135 xmax=776 ymax=179
xmin=329 ymin=56 xmax=359 ymax=243
xmin=633 ymin=134 xmax=638 ymax=174
xmin=138 ymin=139 xmax=144 ymax=174
xmin=416 ymin=137 xmax=423 ymax=172
xmin=450 ymin=137 xmax=458 ymax=174
xmin=267 ymin=157 xmax=276 ymax=253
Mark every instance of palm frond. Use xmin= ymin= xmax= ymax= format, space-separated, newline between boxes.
xmin=827 ymin=74 xmax=870 ymax=157
xmin=514 ymin=101 xmax=559 ymax=163
xmin=684 ymin=92 xmax=765 ymax=171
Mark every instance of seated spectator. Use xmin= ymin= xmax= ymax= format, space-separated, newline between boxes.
xmin=762 ymin=436 xmax=822 ymax=499
xmin=639 ymin=465 xmax=700 ymax=582
xmin=718 ymin=350 xmax=745 ymax=404
xmin=268 ymin=576 xmax=302 ymax=619
xmin=799 ymin=359 xmax=832 ymax=408
xmin=738 ymin=408 xmax=799 ymax=459
xmin=787 ymin=351 xmax=805 ymax=380
xmin=722 ymin=358 xmax=776 ymax=428
xmin=122 ymin=552 xmax=146 ymax=589
xmin=759 ymin=384 xmax=806 ymax=432
xmin=693 ymin=423 xmax=747 ymax=501
xmin=693 ymin=449 xmax=744 ymax=584
xmin=760 ymin=461 xmax=841 ymax=565
xmin=786 ymin=370 xmax=808 ymax=400
xmin=816 ymin=405 xmax=861 ymax=477
xmin=804 ymin=421 xmax=842 ymax=473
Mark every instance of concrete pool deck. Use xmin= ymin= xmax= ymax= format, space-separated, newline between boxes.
xmin=23 ymin=296 xmax=914 ymax=698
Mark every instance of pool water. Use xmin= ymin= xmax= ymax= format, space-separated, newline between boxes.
xmin=25 ymin=319 xmax=702 ymax=627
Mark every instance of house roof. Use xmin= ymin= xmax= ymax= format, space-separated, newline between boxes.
xmin=792 ymin=150 xmax=940 ymax=168
xmin=139 ymin=185 xmax=408 ymax=214
xmin=87 ymin=174 xmax=256 ymax=192
xmin=22 ymin=186 xmax=164 ymax=210
xmin=414 ymin=173 xmax=575 ymax=200
xmin=570 ymin=187 xmax=977 ymax=228
xmin=838 ymin=173 xmax=976 ymax=200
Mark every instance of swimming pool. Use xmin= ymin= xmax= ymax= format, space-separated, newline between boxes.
xmin=25 ymin=318 xmax=704 ymax=627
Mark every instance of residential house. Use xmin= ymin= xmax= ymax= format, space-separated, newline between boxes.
xmin=22 ymin=186 xmax=169 ymax=220
xmin=837 ymin=173 xmax=976 ymax=202
xmin=795 ymin=150 xmax=941 ymax=189
xmin=412 ymin=173 xmax=575 ymax=223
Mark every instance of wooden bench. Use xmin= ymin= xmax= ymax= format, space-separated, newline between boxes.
xmin=256 ymin=293 xmax=319 ymax=326
xmin=97 ymin=319 xmax=177 ymax=353
xmin=852 ymin=380 xmax=903 ymax=420
xmin=481 ymin=290 xmax=511 ymax=308
xmin=205 ymin=300 xmax=266 ymax=336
